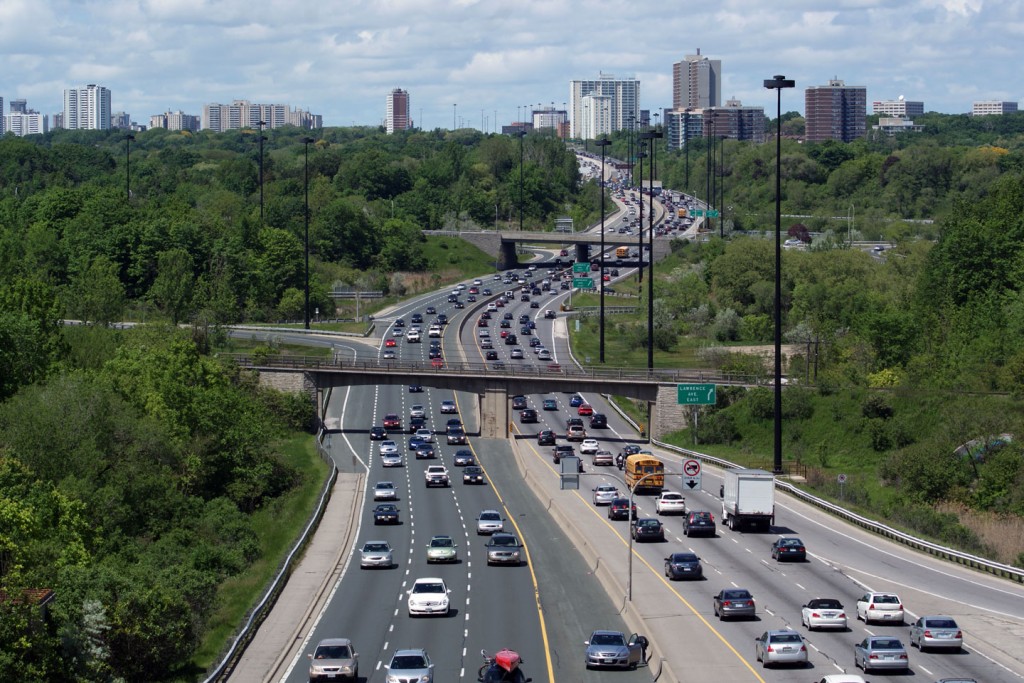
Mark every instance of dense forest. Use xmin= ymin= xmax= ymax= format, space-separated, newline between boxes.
xmin=3 ymin=113 xmax=1024 ymax=678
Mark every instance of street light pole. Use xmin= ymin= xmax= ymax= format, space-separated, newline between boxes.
xmin=764 ymin=74 xmax=795 ymax=476
xmin=302 ymin=136 xmax=315 ymax=330
xmin=646 ymin=129 xmax=662 ymax=372
xmin=516 ymin=130 xmax=527 ymax=232
xmin=719 ymin=135 xmax=726 ymax=232
xmin=125 ymin=134 xmax=134 ymax=201
xmin=596 ymin=137 xmax=612 ymax=363
xmin=258 ymin=120 xmax=266 ymax=226
xmin=635 ymin=145 xmax=647 ymax=285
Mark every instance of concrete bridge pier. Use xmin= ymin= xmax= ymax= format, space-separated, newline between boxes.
xmin=575 ymin=243 xmax=590 ymax=264
xmin=498 ymin=241 xmax=519 ymax=270
xmin=480 ymin=384 xmax=509 ymax=438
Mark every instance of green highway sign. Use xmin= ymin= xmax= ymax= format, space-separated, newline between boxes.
xmin=677 ymin=383 xmax=716 ymax=405
xmin=572 ymin=277 xmax=595 ymax=289
xmin=707 ymin=210 xmax=720 ymax=218
xmin=691 ymin=209 xmax=705 ymax=217
xmin=572 ymin=262 xmax=591 ymax=273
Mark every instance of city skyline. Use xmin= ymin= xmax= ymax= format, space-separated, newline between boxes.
xmin=0 ymin=1 xmax=1020 ymax=131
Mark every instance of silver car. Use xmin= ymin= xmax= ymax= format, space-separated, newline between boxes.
xmin=754 ymin=629 xmax=808 ymax=668
xmin=381 ymin=452 xmax=403 ymax=468
xmin=592 ymin=484 xmax=619 ymax=506
xmin=485 ymin=532 xmax=522 ymax=566
xmin=584 ymin=630 xmax=642 ymax=670
xmin=359 ymin=541 xmax=394 ymax=569
xmin=853 ymin=636 xmax=909 ymax=673
xmin=308 ymin=637 xmax=359 ymax=681
xmin=385 ymin=648 xmax=433 ymax=683
xmin=373 ymin=481 xmax=397 ymax=500
xmin=476 ymin=510 xmax=504 ymax=535
xmin=909 ymin=615 xmax=963 ymax=651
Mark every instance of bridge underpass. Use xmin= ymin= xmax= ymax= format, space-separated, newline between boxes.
xmin=230 ymin=355 xmax=730 ymax=439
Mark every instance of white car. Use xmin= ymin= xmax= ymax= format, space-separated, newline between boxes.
xmin=476 ymin=510 xmax=505 ymax=535
xmin=406 ymin=329 xmax=421 ymax=343
xmin=415 ymin=428 xmax=433 ymax=443
xmin=381 ymin=452 xmax=403 ymax=468
xmin=592 ymin=484 xmax=619 ymax=505
xmin=373 ymin=481 xmax=397 ymax=500
xmin=486 ymin=303 xmax=498 ymax=312
xmin=360 ymin=540 xmax=394 ymax=568
xmin=407 ymin=577 xmax=451 ymax=616
xmin=379 ymin=440 xmax=399 ymax=455
xmin=801 ymin=598 xmax=848 ymax=631
xmin=855 ymin=592 xmax=904 ymax=624
xmin=428 ymin=325 xmax=442 ymax=338
xmin=579 ymin=439 xmax=600 ymax=455
xmin=538 ymin=349 xmax=552 ymax=361
xmin=393 ymin=327 xmax=405 ymax=336
xmin=655 ymin=492 xmax=687 ymax=515
xmin=410 ymin=404 xmax=426 ymax=419
xmin=439 ymin=400 xmax=457 ymax=414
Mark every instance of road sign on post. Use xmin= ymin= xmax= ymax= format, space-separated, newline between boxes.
xmin=572 ymin=277 xmax=594 ymax=289
xmin=677 ymin=383 xmax=716 ymax=405
xmin=572 ymin=262 xmax=591 ymax=273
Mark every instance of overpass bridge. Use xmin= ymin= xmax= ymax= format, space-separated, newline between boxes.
xmin=227 ymin=354 xmax=742 ymax=439
xmin=424 ymin=229 xmax=673 ymax=270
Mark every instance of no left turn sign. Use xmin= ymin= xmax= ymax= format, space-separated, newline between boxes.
xmin=683 ymin=459 xmax=701 ymax=477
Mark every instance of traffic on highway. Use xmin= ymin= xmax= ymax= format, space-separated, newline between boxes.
xmin=255 ymin=156 xmax=1021 ymax=683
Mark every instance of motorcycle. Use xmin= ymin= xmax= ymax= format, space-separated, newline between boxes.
xmin=478 ymin=649 xmax=531 ymax=683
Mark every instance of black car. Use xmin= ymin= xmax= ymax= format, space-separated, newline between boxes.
xmin=566 ymin=416 xmax=584 ymax=429
xmin=370 ymin=426 xmax=387 ymax=440
xmin=425 ymin=306 xmax=436 ymax=314
xmin=462 ymin=465 xmax=485 ymax=485
xmin=373 ymin=503 xmax=400 ymax=525
xmin=519 ymin=314 xmax=530 ymax=324
xmin=485 ymin=350 xmax=498 ymax=360
xmin=436 ymin=314 xmax=448 ymax=325
xmin=446 ymin=418 xmax=463 ymax=430
xmin=608 ymin=498 xmax=637 ymax=520
xmin=408 ymin=416 xmax=426 ymax=433
xmin=537 ymin=429 xmax=556 ymax=446
xmin=504 ymin=334 xmax=517 ymax=345
xmin=552 ymin=444 xmax=574 ymax=464
xmin=454 ymin=301 xmax=465 ymax=309
xmin=394 ymin=318 xmax=405 ymax=327
xmin=664 ymin=552 xmax=703 ymax=580
xmin=500 ymin=319 xmax=511 ymax=329
xmin=411 ymin=313 xmax=423 ymax=323
xmin=589 ymin=413 xmax=608 ymax=428
xmin=453 ymin=449 xmax=475 ymax=466
xmin=428 ymin=348 xmax=442 ymax=359
xmin=631 ymin=518 xmax=665 ymax=542
xmin=415 ymin=443 xmax=436 ymax=459
xmin=408 ymin=384 xmax=423 ymax=393
xmin=520 ymin=409 xmax=538 ymax=424
xmin=683 ymin=511 xmax=717 ymax=537
xmin=771 ymin=537 xmax=807 ymax=562
xmin=512 ymin=395 xmax=528 ymax=410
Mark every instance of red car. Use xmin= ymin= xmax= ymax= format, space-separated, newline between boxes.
xmin=431 ymin=358 xmax=444 ymax=369
xmin=385 ymin=338 xmax=397 ymax=347
xmin=578 ymin=403 xmax=594 ymax=416
xmin=383 ymin=413 xmax=401 ymax=429
xmin=500 ymin=330 xmax=510 ymax=338
xmin=477 ymin=319 xmax=488 ymax=327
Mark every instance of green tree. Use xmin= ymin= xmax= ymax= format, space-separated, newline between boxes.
xmin=150 ymin=248 xmax=195 ymax=324
xmin=67 ymin=256 xmax=125 ymax=325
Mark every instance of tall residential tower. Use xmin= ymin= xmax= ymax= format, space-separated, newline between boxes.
xmin=569 ymin=73 xmax=640 ymax=139
xmin=385 ymin=88 xmax=411 ymax=134
xmin=672 ymin=49 xmax=721 ymax=110
xmin=63 ymin=84 xmax=111 ymax=130
xmin=805 ymin=79 xmax=866 ymax=143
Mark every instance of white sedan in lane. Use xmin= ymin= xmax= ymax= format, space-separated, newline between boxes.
xmin=579 ymin=439 xmax=600 ymax=455
xmin=592 ymin=484 xmax=619 ymax=506
xmin=373 ymin=481 xmax=398 ymax=501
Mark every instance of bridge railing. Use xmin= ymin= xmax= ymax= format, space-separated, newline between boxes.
xmin=221 ymin=353 xmax=759 ymax=386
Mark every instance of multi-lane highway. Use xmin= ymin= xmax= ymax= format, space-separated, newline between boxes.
xmin=253 ymin=167 xmax=1022 ymax=683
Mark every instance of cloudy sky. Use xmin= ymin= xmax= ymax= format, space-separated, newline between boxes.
xmin=1 ymin=0 xmax=1020 ymax=129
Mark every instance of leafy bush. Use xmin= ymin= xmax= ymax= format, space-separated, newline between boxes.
xmin=695 ymin=412 xmax=739 ymax=444
xmin=862 ymin=394 xmax=894 ymax=420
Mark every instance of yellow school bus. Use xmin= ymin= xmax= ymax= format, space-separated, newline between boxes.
xmin=615 ymin=246 xmax=629 ymax=258
xmin=625 ymin=453 xmax=664 ymax=494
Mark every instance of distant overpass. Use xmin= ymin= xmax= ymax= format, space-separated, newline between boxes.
xmin=423 ymin=229 xmax=673 ymax=270
xmin=227 ymin=354 xmax=744 ymax=439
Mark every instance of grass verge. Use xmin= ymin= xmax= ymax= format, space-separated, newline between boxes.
xmin=191 ymin=433 xmax=329 ymax=671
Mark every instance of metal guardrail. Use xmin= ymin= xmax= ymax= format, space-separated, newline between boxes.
xmin=649 ymin=438 xmax=1024 ymax=584
xmin=224 ymin=352 xmax=750 ymax=385
xmin=203 ymin=430 xmax=339 ymax=682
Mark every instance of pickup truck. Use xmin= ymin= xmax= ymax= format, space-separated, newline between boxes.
xmin=424 ymin=465 xmax=450 ymax=488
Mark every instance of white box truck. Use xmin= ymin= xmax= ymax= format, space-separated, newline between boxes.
xmin=721 ymin=468 xmax=775 ymax=531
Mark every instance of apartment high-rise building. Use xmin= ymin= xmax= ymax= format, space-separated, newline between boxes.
xmin=569 ymin=73 xmax=640 ymax=139
xmin=872 ymin=97 xmax=924 ymax=117
xmin=150 ymin=110 xmax=201 ymax=132
xmin=5 ymin=99 xmax=49 ymax=137
xmin=63 ymin=84 xmax=112 ymax=130
xmin=202 ymin=100 xmax=321 ymax=132
xmin=385 ymin=88 xmax=411 ymax=134
xmin=972 ymin=100 xmax=1018 ymax=116
xmin=702 ymin=99 xmax=766 ymax=143
xmin=664 ymin=109 xmax=704 ymax=151
xmin=672 ymin=48 xmax=721 ymax=110
xmin=579 ymin=94 xmax=612 ymax=140
xmin=805 ymin=79 xmax=867 ymax=143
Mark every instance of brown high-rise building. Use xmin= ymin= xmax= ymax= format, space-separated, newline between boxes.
xmin=804 ymin=79 xmax=866 ymax=143
xmin=386 ymin=88 xmax=411 ymax=134
xmin=672 ymin=48 xmax=721 ymax=110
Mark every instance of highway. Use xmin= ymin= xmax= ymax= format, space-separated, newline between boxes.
xmin=254 ymin=164 xmax=1021 ymax=683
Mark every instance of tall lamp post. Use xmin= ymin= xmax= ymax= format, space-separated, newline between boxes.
xmin=645 ymin=129 xmax=662 ymax=372
xmin=595 ymin=137 xmax=612 ymax=363
xmin=764 ymin=74 xmax=795 ymax=475
xmin=635 ymin=145 xmax=646 ymax=285
xmin=719 ymin=135 xmax=726 ymax=233
xmin=516 ymin=129 xmax=527 ymax=232
xmin=125 ymin=134 xmax=135 ymax=201
xmin=258 ymin=120 xmax=267 ymax=226
xmin=301 ymin=136 xmax=315 ymax=330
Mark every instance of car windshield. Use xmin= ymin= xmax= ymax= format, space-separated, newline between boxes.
xmin=490 ymin=535 xmax=518 ymax=547
xmin=364 ymin=543 xmax=389 ymax=552
xmin=391 ymin=655 xmax=427 ymax=669
xmin=810 ymin=599 xmax=843 ymax=609
xmin=872 ymin=639 xmax=903 ymax=650
xmin=431 ymin=538 xmax=454 ymax=548
xmin=770 ymin=633 xmax=802 ymax=644
xmin=315 ymin=645 xmax=351 ymax=659
xmin=413 ymin=582 xmax=445 ymax=594
xmin=591 ymin=633 xmax=625 ymax=646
